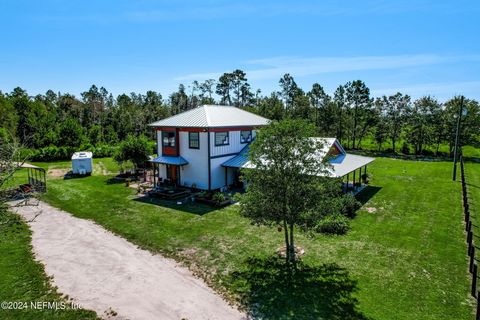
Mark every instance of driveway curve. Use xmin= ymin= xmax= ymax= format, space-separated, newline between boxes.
xmin=14 ymin=201 xmax=244 ymax=320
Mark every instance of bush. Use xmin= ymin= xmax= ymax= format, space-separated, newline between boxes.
xmin=212 ymin=192 xmax=226 ymax=203
xmin=316 ymin=213 xmax=350 ymax=235
xmin=340 ymin=193 xmax=361 ymax=218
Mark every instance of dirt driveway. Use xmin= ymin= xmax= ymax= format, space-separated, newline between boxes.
xmin=14 ymin=201 xmax=245 ymax=320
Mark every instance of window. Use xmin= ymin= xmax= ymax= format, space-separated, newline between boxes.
xmin=215 ymin=131 xmax=229 ymax=146
xmin=189 ymin=132 xmax=200 ymax=149
xmin=162 ymin=131 xmax=176 ymax=147
xmin=240 ymin=130 xmax=252 ymax=143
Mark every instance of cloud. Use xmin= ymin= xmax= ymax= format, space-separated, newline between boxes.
xmin=174 ymin=54 xmax=480 ymax=81
xmin=371 ymin=81 xmax=480 ymax=98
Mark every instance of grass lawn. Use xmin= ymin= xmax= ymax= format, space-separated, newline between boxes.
xmin=0 ymin=210 xmax=97 ymax=320
xmin=13 ymin=157 xmax=474 ymax=319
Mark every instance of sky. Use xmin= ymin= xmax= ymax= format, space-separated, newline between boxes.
xmin=1 ymin=0 xmax=479 ymax=101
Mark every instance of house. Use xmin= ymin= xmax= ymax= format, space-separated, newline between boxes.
xmin=149 ymin=105 xmax=374 ymax=191
xmin=149 ymin=105 xmax=269 ymax=190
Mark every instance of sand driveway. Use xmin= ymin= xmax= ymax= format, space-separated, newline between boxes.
xmin=14 ymin=200 xmax=244 ymax=320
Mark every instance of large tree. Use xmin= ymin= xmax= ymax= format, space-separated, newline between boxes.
xmin=376 ymin=93 xmax=411 ymax=153
xmin=344 ymin=80 xmax=372 ymax=149
xmin=239 ymin=119 xmax=338 ymax=265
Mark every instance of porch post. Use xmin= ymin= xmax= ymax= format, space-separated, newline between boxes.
xmin=346 ymin=173 xmax=349 ymax=191
xmin=358 ymin=167 xmax=362 ymax=186
xmin=353 ymin=170 xmax=356 ymax=191
xmin=224 ymin=167 xmax=228 ymax=187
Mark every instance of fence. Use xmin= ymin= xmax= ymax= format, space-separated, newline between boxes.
xmin=460 ymin=155 xmax=480 ymax=319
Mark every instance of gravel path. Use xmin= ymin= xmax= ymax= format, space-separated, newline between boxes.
xmin=14 ymin=200 xmax=244 ymax=320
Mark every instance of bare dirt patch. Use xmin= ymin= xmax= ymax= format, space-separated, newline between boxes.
xmin=47 ymin=168 xmax=69 ymax=178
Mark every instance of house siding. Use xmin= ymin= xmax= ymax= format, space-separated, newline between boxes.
xmin=179 ymin=131 xmax=209 ymax=189
xmin=155 ymin=129 xmax=256 ymax=190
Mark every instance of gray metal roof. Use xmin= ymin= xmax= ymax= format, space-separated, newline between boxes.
xmin=221 ymin=138 xmax=375 ymax=178
xmin=149 ymin=105 xmax=270 ymax=128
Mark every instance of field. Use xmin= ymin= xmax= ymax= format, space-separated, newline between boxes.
xmin=2 ymin=157 xmax=477 ymax=319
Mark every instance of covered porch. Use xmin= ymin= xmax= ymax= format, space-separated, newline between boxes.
xmin=150 ymin=155 xmax=188 ymax=188
xmin=329 ymin=153 xmax=375 ymax=194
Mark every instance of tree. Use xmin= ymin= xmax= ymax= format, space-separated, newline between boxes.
xmin=377 ymin=93 xmax=410 ymax=153
xmin=114 ymin=135 xmax=151 ymax=170
xmin=58 ymin=117 xmax=85 ymax=148
xmin=239 ymin=119 xmax=336 ymax=265
xmin=198 ymin=79 xmax=216 ymax=104
xmin=169 ymin=84 xmax=189 ymax=114
xmin=405 ymin=96 xmax=441 ymax=155
xmin=279 ymin=73 xmax=300 ymax=112
xmin=308 ymin=83 xmax=330 ymax=131
xmin=344 ymin=80 xmax=372 ymax=149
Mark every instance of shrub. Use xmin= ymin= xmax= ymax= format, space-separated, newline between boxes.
xmin=316 ymin=213 xmax=350 ymax=235
xmin=212 ymin=192 xmax=226 ymax=203
xmin=340 ymin=193 xmax=361 ymax=218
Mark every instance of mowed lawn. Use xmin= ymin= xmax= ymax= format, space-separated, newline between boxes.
xmin=20 ymin=157 xmax=473 ymax=319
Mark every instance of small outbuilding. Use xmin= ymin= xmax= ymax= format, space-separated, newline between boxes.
xmin=71 ymin=152 xmax=93 ymax=175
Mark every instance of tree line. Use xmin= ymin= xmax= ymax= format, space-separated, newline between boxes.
xmin=1 ymin=70 xmax=479 ymax=158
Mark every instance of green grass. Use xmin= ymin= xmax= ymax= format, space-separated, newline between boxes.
xmin=0 ymin=211 xmax=97 ymax=319
xmin=18 ymin=157 xmax=474 ymax=319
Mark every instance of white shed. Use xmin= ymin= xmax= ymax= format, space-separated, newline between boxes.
xmin=71 ymin=151 xmax=93 ymax=175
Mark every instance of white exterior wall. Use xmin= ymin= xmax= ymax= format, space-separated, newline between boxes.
xmin=156 ymin=130 xmax=162 ymax=155
xmin=208 ymin=129 xmax=256 ymax=190
xmin=154 ymin=129 xmax=255 ymax=190
xmin=209 ymin=130 xmax=255 ymax=156
xmin=179 ymin=131 xmax=209 ymax=189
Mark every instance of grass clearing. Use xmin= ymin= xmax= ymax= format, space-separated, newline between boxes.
xmin=11 ymin=157 xmax=473 ymax=319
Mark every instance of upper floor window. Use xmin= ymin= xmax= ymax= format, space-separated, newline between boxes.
xmin=215 ymin=131 xmax=229 ymax=146
xmin=240 ymin=130 xmax=252 ymax=143
xmin=189 ymin=132 xmax=200 ymax=149
xmin=162 ymin=131 xmax=176 ymax=147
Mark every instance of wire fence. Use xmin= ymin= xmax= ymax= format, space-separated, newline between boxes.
xmin=460 ymin=155 xmax=480 ymax=319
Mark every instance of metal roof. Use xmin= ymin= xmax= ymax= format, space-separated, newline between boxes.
xmin=222 ymin=144 xmax=251 ymax=168
xmin=149 ymin=105 xmax=270 ymax=128
xmin=72 ymin=151 xmax=93 ymax=160
xmin=221 ymin=138 xmax=375 ymax=178
xmin=150 ymin=155 xmax=189 ymax=166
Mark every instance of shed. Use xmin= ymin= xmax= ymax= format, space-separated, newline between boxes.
xmin=71 ymin=152 xmax=93 ymax=175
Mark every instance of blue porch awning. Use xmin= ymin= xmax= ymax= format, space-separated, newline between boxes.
xmin=150 ymin=155 xmax=189 ymax=166
xmin=221 ymin=144 xmax=250 ymax=168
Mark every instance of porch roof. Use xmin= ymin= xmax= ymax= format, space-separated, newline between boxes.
xmin=150 ymin=155 xmax=189 ymax=166
xmin=221 ymin=144 xmax=374 ymax=178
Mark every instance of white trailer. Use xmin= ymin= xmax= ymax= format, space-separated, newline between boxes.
xmin=71 ymin=152 xmax=93 ymax=175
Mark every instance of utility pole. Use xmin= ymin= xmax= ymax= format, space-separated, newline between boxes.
xmin=453 ymin=96 xmax=465 ymax=181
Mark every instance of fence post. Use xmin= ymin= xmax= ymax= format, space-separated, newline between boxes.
xmin=476 ymin=295 xmax=480 ymax=320
xmin=471 ymin=248 xmax=476 ymax=273
xmin=472 ymin=264 xmax=478 ymax=297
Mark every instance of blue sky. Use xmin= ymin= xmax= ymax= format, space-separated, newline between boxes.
xmin=1 ymin=0 xmax=479 ymax=101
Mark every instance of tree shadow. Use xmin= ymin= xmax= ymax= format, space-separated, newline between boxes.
xmin=230 ymin=256 xmax=372 ymax=320
xmin=133 ymin=194 xmax=217 ymax=215
xmin=355 ymin=185 xmax=382 ymax=206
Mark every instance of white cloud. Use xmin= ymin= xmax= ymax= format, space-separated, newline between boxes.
xmin=174 ymin=54 xmax=480 ymax=81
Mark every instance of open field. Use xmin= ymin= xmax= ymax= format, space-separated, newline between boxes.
xmin=3 ymin=157 xmax=476 ymax=319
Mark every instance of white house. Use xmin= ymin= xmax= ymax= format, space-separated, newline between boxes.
xmin=149 ymin=105 xmax=374 ymax=191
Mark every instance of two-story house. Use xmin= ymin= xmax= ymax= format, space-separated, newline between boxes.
xmin=149 ymin=105 xmax=269 ymax=190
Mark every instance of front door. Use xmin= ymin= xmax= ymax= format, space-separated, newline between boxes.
xmin=166 ymin=165 xmax=178 ymax=185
